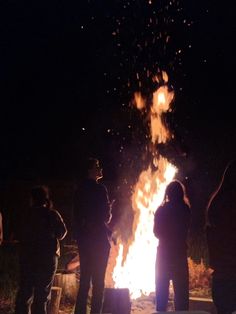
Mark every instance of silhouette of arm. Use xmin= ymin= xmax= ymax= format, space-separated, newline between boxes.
xmin=51 ymin=209 xmax=67 ymax=240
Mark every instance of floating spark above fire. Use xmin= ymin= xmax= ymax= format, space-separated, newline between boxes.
xmin=112 ymin=71 xmax=177 ymax=298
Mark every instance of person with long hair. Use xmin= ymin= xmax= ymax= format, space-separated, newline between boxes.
xmin=15 ymin=185 xmax=67 ymax=314
xmin=153 ymin=179 xmax=191 ymax=311
xmin=206 ymin=159 xmax=236 ymax=314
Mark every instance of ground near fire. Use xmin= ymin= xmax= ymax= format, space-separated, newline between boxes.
xmin=0 ymin=239 xmax=212 ymax=314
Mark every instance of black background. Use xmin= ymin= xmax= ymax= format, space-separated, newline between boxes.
xmin=0 ymin=0 xmax=235 ymax=239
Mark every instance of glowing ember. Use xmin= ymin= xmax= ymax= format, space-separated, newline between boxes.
xmin=134 ymin=92 xmax=145 ymax=110
xmin=151 ymin=85 xmax=174 ymax=144
xmin=112 ymin=73 xmax=177 ymax=298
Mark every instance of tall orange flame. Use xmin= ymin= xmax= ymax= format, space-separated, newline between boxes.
xmin=112 ymin=72 xmax=177 ymax=298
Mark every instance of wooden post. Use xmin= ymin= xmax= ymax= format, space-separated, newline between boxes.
xmin=48 ymin=286 xmax=62 ymax=314
xmin=189 ymin=297 xmax=217 ymax=314
xmin=53 ymin=272 xmax=79 ymax=303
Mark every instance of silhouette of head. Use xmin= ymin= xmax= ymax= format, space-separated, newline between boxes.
xmin=30 ymin=185 xmax=50 ymax=207
xmin=165 ymin=180 xmax=185 ymax=202
xmin=207 ymin=159 xmax=236 ymax=227
xmin=86 ymin=157 xmax=103 ymax=181
xmin=221 ymin=159 xmax=236 ymax=192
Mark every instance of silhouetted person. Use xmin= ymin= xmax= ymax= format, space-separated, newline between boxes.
xmin=206 ymin=160 xmax=236 ymax=314
xmin=15 ymin=185 xmax=67 ymax=314
xmin=153 ymin=179 xmax=191 ymax=311
xmin=73 ymin=157 xmax=112 ymax=314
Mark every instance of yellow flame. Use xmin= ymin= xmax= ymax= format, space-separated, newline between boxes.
xmin=134 ymin=92 xmax=146 ymax=110
xmin=162 ymin=71 xmax=169 ymax=83
xmin=152 ymin=86 xmax=174 ymax=114
xmin=151 ymin=86 xmax=174 ymax=144
xmin=112 ymin=76 xmax=177 ymax=299
xmin=113 ymin=157 xmax=177 ymax=298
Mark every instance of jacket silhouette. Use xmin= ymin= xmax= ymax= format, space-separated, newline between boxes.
xmin=206 ymin=160 xmax=236 ymax=314
xmin=154 ymin=180 xmax=191 ymax=311
xmin=73 ymin=158 xmax=112 ymax=314
xmin=15 ymin=185 xmax=67 ymax=314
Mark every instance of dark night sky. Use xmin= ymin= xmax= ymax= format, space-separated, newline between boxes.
xmin=0 ymin=0 xmax=235 ymax=204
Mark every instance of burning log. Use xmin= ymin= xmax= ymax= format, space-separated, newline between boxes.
xmin=103 ymin=288 xmax=131 ymax=314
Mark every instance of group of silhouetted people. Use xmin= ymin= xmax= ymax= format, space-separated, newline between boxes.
xmin=3 ymin=157 xmax=235 ymax=314
xmin=12 ymin=157 xmax=113 ymax=314
xmin=153 ymin=160 xmax=236 ymax=314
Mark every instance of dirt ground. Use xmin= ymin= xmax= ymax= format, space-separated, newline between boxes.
xmin=58 ymin=294 xmax=172 ymax=314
